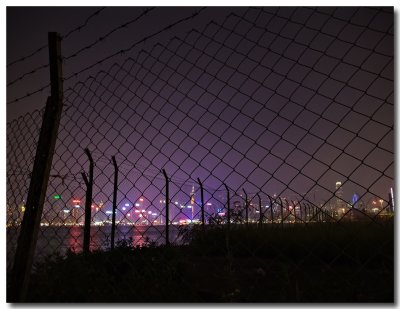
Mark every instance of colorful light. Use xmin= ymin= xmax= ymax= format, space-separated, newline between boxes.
xmin=53 ymin=195 xmax=61 ymax=200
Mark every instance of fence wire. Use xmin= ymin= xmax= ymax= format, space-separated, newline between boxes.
xmin=7 ymin=6 xmax=394 ymax=302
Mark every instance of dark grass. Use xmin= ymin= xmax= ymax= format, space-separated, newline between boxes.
xmin=11 ymin=221 xmax=394 ymax=302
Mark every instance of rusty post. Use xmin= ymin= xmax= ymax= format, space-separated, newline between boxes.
xmin=162 ymin=169 xmax=170 ymax=246
xmin=82 ymin=148 xmax=94 ymax=254
xmin=111 ymin=156 xmax=118 ymax=250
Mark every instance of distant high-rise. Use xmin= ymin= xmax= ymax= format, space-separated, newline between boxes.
xmin=190 ymin=184 xmax=195 ymax=205
xmin=335 ymin=181 xmax=345 ymax=210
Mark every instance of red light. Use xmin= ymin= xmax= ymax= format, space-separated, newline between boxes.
xmin=139 ymin=198 xmax=144 ymax=202
xmin=72 ymin=199 xmax=80 ymax=203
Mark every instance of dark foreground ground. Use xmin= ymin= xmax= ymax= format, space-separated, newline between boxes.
xmin=10 ymin=221 xmax=394 ymax=302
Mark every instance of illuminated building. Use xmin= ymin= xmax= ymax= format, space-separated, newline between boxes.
xmin=71 ymin=199 xmax=82 ymax=224
xmin=190 ymin=184 xmax=195 ymax=220
xmin=335 ymin=181 xmax=345 ymax=210
xmin=352 ymin=193 xmax=359 ymax=208
xmin=389 ymin=187 xmax=394 ymax=213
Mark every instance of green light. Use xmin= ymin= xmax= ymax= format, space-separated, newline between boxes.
xmin=53 ymin=195 xmax=61 ymax=200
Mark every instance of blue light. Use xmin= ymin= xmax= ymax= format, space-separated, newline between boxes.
xmin=352 ymin=193 xmax=359 ymax=205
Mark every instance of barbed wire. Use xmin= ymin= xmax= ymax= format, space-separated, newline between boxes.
xmin=7 ymin=7 xmax=107 ymax=68
xmin=7 ymin=7 xmax=153 ymax=88
xmin=7 ymin=7 xmax=206 ymax=105
xmin=63 ymin=7 xmax=155 ymax=61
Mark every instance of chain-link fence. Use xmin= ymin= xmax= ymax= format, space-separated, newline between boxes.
xmin=7 ymin=6 xmax=394 ymax=302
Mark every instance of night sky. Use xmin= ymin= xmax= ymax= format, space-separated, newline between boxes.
xmin=6 ymin=6 xmax=394 ymax=222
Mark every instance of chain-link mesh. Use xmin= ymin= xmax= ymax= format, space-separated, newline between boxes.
xmin=7 ymin=6 xmax=393 ymax=302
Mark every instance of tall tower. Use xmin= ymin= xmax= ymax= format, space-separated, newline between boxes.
xmin=335 ymin=181 xmax=345 ymax=210
xmin=190 ymin=184 xmax=195 ymax=205
xmin=190 ymin=184 xmax=195 ymax=220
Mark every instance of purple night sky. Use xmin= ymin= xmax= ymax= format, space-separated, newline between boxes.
xmin=7 ymin=7 xmax=394 ymax=222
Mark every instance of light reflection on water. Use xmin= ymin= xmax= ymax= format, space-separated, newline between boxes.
xmin=7 ymin=225 xmax=183 ymax=268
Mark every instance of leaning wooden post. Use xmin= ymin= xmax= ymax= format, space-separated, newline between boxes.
xmin=162 ymin=169 xmax=170 ymax=246
xmin=224 ymin=184 xmax=230 ymax=229
xmin=10 ymin=32 xmax=63 ymax=302
xmin=82 ymin=148 xmax=94 ymax=254
xmin=111 ymin=156 xmax=118 ymax=250
xmin=197 ymin=178 xmax=205 ymax=230
xmin=243 ymin=188 xmax=249 ymax=226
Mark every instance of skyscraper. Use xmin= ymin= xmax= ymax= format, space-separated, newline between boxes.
xmin=335 ymin=181 xmax=345 ymax=210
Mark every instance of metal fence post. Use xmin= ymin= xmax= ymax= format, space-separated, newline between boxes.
xmin=82 ymin=148 xmax=94 ymax=254
xmin=10 ymin=32 xmax=63 ymax=302
xmin=243 ymin=189 xmax=249 ymax=225
xmin=267 ymin=195 xmax=274 ymax=223
xmin=278 ymin=197 xmax=284 ymax=226
xmin=291 ymin=200 xmax=296 ymax=223
xmin=299 ymin=201 xmax=303 ymax=222
xmin=197 ymin=178 xmax=205 ymax=230
xmin=224 ymin=184 xmax=230 ymax=229
xmin=162 ymin=169 xmax=170 ymax=246
xmin=111 ymin=156 xmax=118 ymax=250
xmin=257 ymin=193 xmax=262 ymax=226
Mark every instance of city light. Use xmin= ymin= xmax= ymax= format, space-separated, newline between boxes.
xmin=122 ymin=207 xmax=126 ymax=211
xmin=53 ymin=195 xmax=61 ymax=200
xmin=390 ymin=187 xmax=394 ymax=209
xmin=72 ymin=199 xmax=80 ymax=203
xmin=139 ymin=198 xmax=144 ymax=202
xmin=125 ymin=203 xmax=130 ymax=207
xmin=135 ymin=203 xmax=140 ymax=207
